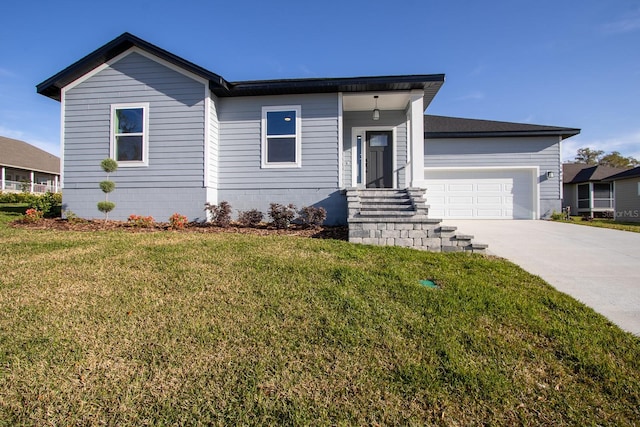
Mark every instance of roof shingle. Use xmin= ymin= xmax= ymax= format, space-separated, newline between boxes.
xmin=424 ymin=115 xmax=580 ymax=139
xmin=0 ymin=136 xmax=60 ymax=174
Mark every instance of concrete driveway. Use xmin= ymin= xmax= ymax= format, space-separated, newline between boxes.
xmin=442 ymin=220 xmax=640 ymax=336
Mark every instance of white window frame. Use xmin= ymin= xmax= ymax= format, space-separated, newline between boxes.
xmin=261 ymin=105 xmax=302 ymax=168
xmin=110 ymin=103 xmax=149 ymax=167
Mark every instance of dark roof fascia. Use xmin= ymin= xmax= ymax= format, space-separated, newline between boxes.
xmin=213 ymin=74 xmax=445 ymax=97
xmin=425 ymin=130 xmax=581 ymax=139
xmin=37 ymin=32 xmax=229 ymax=101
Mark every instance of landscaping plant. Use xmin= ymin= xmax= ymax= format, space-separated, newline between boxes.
xmin=97 ymin=158 xmax=118 ymax=221
xmin=298 ymin=205 xmax=327 ymax=228
xmin=237 ymin=209 xmax=264 ymax=227
xmin=21 ymin=208 xmax=43 ymax=223
xmin=205 ymin=201 xmax=232 ymax=227
xmin=127 ymin=214 xmax=155 ymax=228
xmin=168 ymin=213 xmax=188 ymax=230
xmin=269 ymin=203 xmax=296 ymax=229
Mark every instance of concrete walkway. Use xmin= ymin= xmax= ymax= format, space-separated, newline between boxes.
xmin=442 ymin=220 xmax=640 ymax=336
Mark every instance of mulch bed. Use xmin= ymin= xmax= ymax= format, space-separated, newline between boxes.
xmin=11 ymin=218 xmax=349 ymax=241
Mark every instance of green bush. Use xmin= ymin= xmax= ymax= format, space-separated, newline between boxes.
xmin=97 ymin=201 xmax=116 ymax=214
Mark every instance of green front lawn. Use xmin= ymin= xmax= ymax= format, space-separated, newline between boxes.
xmin=555 ymin=217 xmax=640 ymax=233
xmin=1 ymin=212 xmax=639 ymax=425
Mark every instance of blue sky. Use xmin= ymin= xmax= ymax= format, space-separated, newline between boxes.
xmin=1 ymin=0 xmax=639 ymax=161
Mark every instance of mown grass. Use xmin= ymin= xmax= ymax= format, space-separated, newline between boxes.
xmin=554 ymin=216 xmax=640 ymax=233
xmin=0 ymin=212 xmax=639 ymax=425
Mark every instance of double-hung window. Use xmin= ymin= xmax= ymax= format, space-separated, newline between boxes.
xmin=261 ymin=105 xmax=301 ymax=168
xmin=111 ymin=103 xmax=149 ymax=166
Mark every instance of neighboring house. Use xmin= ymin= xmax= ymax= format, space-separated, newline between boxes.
xmin=562 ymin=163 xmax=628 ymax=218
xmin=0 ymin=136 xmax=60 ymax=194
xmin=36 ymin=33 xmax=579 ymax=224
xmin=604 ymin=167 xmax=640 ymax=222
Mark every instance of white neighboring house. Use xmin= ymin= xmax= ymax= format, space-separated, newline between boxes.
xmin=0 ymin=136 xmax=60 ymax=194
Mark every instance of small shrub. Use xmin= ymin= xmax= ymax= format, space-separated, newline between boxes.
xmin=238 ymin=209 xmax=264 ymax=227
xmin=298 ymin=206 xmax=327 ymax=228
xmin=169 ymin=213 xmax=188 ymax=230
xmin=127 ymin=214 xmax=155 ymax=228
xmin=27 ymin=191 xmax=60 ymax=216
xmin=269 ymin=203 xmax=296 ymax=229
xmin=0 ymin=191 xmax=30 ymax=204
xmin=22 ymin=208 xmax=44 ymax=223
xmin=550 ymin=210 xmax=564 ymax=221
xmin=99 ymin=181 xmax=116 ymax=193
xmin=64 ymin=209 xmax=84 ymax=224
xmin=97 ymin=201 xmax=116 ymax=215
xmin=205 ymin=201 xmax=232 ymax=227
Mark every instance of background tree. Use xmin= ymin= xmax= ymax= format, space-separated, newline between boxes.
xmin=573 ymin=148 xmax=639 ymax=168
xmin=97 ymin=158 xmax=117 ymax=221
xmin=574 ymin=148 xmax=604 ymax=165
xmin=599 ymin=151 xmax=640 ymax=168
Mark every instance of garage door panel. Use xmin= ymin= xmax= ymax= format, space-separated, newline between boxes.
xmin=477 ymin=183 xmax=502 ymax=191
xmin=449 ymin=196 xmax=473 ymax=204
xmin=424 ymin=169 xmax=535 ymax=219
xmin=449 ymin=184 xmax=473 ymax=192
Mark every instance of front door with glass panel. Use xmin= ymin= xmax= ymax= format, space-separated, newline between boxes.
xmin=366 ymin=131 xmax=392 ymax=188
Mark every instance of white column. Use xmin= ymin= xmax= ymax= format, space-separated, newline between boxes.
xmin=30 ymin=171 xmax=35 ymax=193
xmin=1 ymin=166 xmax=5 ymax=191
xmin=55 ymin=175 xmax=59 ymax=192
xmin=409 ymin=90 xmax=425 ymax=188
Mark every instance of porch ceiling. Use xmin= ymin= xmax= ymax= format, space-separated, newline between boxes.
xmin=343 ymin=92 xmax=411 ymax=111
xmin=342 ymin=81 xmax=442 ymax=112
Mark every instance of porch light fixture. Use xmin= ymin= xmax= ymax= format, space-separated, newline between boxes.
xmin=372 ymin=95 xmax=380 ymax=121
xmin=547 ymin=171 xmax=555 ymax=179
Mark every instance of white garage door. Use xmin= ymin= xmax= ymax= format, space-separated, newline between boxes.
xmin=424 ymin=169 xmax=536 ymax=219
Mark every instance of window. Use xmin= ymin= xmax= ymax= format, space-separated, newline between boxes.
xmin=577 ymin=183 xmax=590 ymax=209
xmin=111 ymin=103 xmax=148 ymax=166
xmin=261 ymin=106 xmax=301 ymax=168
xmin=593 ymin=183 xmax=613 ymax=208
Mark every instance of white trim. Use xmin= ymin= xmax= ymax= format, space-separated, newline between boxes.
xmin=1 ymin=166 xmax=4 ymax=191
xmin=261 ymin=105 xmax=302 ymax=169
xmin=204 ymin=86 xmax=210 ymax=187
xmin=409 ymin=89 xmax=424 ymax=187
xmin=64 ymin=46 xmax=208 ymax=94
xmin=60 ymin=87 xmax=66 ymax=189
xmin=424 ymin=166 xmax=539 ymax=219
xmin=110 ymin=103 xmax=150 ymax=167
xmin=337 ymin=93 xmax=343 ymax=187
xmin=351 ymin=126 xmax=398 ymax=189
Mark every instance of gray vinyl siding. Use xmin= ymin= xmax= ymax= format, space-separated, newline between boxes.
xmin=218 ymin=93 xmax=339 ymax=189
xmin=614 ymin=178 xmax=640 ymax=222
xmin=217 ymin=93 xmax=346 ymax=224
xmin=563 ymin=183 xmax=577 ymax=213
xmin=342 ymin=110 xmax=408 ymax=188
xmin=64 ymin=52 xmax=206 ymax=189
xmin=62 ymin=51 xmax=207 ymax=220
xmin=425 ymin=136 xmax=562 ymax=216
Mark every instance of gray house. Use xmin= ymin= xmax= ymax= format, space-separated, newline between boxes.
xmin=604 ymin=167 xmax=640 ymax=222
xmin=562 ymin=163 xmax=629 ymax=218
xmin=37 ymin=33 xmax=579 ymax=225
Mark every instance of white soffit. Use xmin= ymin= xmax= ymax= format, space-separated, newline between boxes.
xmin=342 ymin=92 xmax=411 ymax=111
